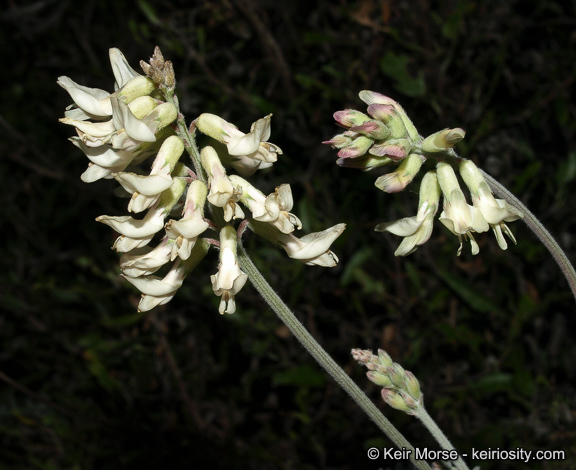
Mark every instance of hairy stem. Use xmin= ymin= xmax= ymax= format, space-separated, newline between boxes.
xmin=237 ymin=244 xmax=432 ymax=470
xmin=164 ymin=93 xmax=207 ymax=184
xmin=416 ymin=406 xmax=470 ymax=470
xmin=482 ymin=170 xmax=576 ymax=302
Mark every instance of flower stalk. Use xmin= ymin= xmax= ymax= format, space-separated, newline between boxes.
xmin=237 ymin=244 xmax=431 ymax=470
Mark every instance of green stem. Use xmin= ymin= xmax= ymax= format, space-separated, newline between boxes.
xmin=164 ymin=93 xmax=207 ymax=185
xmin=416 ymin=406 xmax=470 ymax=470
xmin=237 ymin=244 xmax=432 ymax=470
xmin=481 ymin=170 xmax=576 ymax=302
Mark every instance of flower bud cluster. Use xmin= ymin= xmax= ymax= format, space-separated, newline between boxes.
xmin=60 ymin=47 xmax=345 ymax=314
xmin=351 ymin=349 xmax=423 ymax=416
xmin=326 ymin=91 xmax=523 ymax=256
xmin=323 ymin=91 xmax=422 ymax=185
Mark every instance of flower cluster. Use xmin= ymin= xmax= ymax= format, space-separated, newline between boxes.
xmin=352 ymin=349 xmax=423 ymax=416
xmin=325 ymin=91 xmax=523 ymax=256
xmin=60 ymin=47 xmax=345 ymax=314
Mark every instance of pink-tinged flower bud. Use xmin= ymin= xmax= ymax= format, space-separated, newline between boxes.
xmin=386 ymin=363 xmax=406 ymax=388
xmin=403 ymin=371 xmax=422 ymax=401
xmin=322 ymin=133 xmax=355 ymax=149
xmin=350 ymin=120 xmax=391 ymax=140
xmin=368 ymin=138 xmax=411 ymax=161
xmin=333 ymin=109 xmax=371 ymax=128
xmin=366 ymin=371 xmax=393 ymax=388
xmin=351 ymin=348 xmax=373 ymax=364
xmin=381 ymin=389 xmax=413 ymax=414
xmin=422 ymin=128 xmax=465 ymax=152
xmin=377 ymin=349 xmax=393 ymax=368
xmin=337 ymin=136 xmax=374 ymax=159
xmin=374 ymin=153 xmax=424 ymax=193
xmin=366 ymin=104 xmax=408 ymax=139
xmin=360 ymin=90 xmax=420 ymax=140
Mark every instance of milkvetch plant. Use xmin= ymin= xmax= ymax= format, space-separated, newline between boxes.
xmin=59 ymin=47 xmax=434 ymax=470
xmin=60 ymin=46 xmax=576 ymax=470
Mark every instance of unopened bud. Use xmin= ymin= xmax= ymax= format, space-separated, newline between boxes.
xmin=144 ymin=102 xmax=178 ymax=132
xmin=127 ymin=96 xmax=158 ymax=119
xmin=163 ymin=60 xmax=176 ymax=89
xmin=381 ymin=389 xmax=412 ymax=413
xmin=367 ymin=371 xmax=393 ymax=388
xmin=337 ymin=135 xmax=374 ymax=159
xmin=333 ymin=109 xmax=371 ymax=128
xmin=336 ymin=154 xmax=393 ymax=171
xmin=403 ymin=370 xmax=422 ymax=401
xmin=387 ymin=363 xmax=406 ymax=388
xmin=368 ymin=138 xmax=411 ymax=160
xmin=422 ymin=128 xmax=465 ymax=152
xmin=350 ymin=120 xmax=391 ymax=140
xmin=117 ymin=76 xmax=155 ymax=104
xmin=323 ymin=133 xmax=354 ymax=149
xmin=374 ymin=153 xmax=424 ymax=193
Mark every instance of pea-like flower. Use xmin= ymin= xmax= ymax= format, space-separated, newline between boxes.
xmin=250 ymin=221 xmax=346 ymax=267
xmin=459 ymin=160 xmax=523 ymax=250
xmin=437 ymin=163 xmax=489 ymax=255
xmin=123 ymin=240 xmax=210 ymax=312
xmin=229 ymin=175 xmax=302 ymax=234
xmin=196 ymin=113 xmax=282 ymax=174
xmin=210 ymin=226 xmax=248 ymax=314
xmin=376 ymin=171 xmax=440 ymax=256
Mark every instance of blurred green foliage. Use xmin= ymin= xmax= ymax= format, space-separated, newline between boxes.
xmin=1 ymin=0 xmax=575 ymax=469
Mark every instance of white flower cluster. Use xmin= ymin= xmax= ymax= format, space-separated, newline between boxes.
xmin=376 ymin=161 xmax=523 ymax=256
xmin=60 ymin=48 xmax=345 ymax=314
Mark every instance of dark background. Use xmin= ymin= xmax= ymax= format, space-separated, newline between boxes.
xmin=1 ymin=1 xmax=575 ymax=469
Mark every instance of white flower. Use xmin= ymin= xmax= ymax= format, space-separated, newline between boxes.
xmin=200 ymin=146 xmax=244 ymax=221
xmin=97 ymin=204 xmax=166 ymax=252
xmin=196 ymin=113 xmax=282 ymax=170
xmin=459 ymin=160 xmax=523 ymax=250
xmin=437 ymin=162 xmax=489 ymax=255
xmin=109 ymin=47 xmax=141 ymax=90
xmin=375 ymin=171 xmax=441 ymax=256
xmin=165 ymin=180 xmax=210 ymax=260
xmin=119 ymin=237 xmax=176 ymax=277
xmin=210 ymin=226 xmax=248 ymax=314
xmin=114 ymin=135 xmax=184 ymax=213
xmin=57 ymin=76 xmax=113 ymax=118
xmin=250 ymin=221 xmax=346 ymax=267
xmin=123 ymin=240 xmax=210 ymax=312
xmin=229 ymin=175 xmax=302 ymax=234
xmin=376 ymin=201 xmax=435 ymax=256
xmin=439 ymin=189 xmax=489 ymax=255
